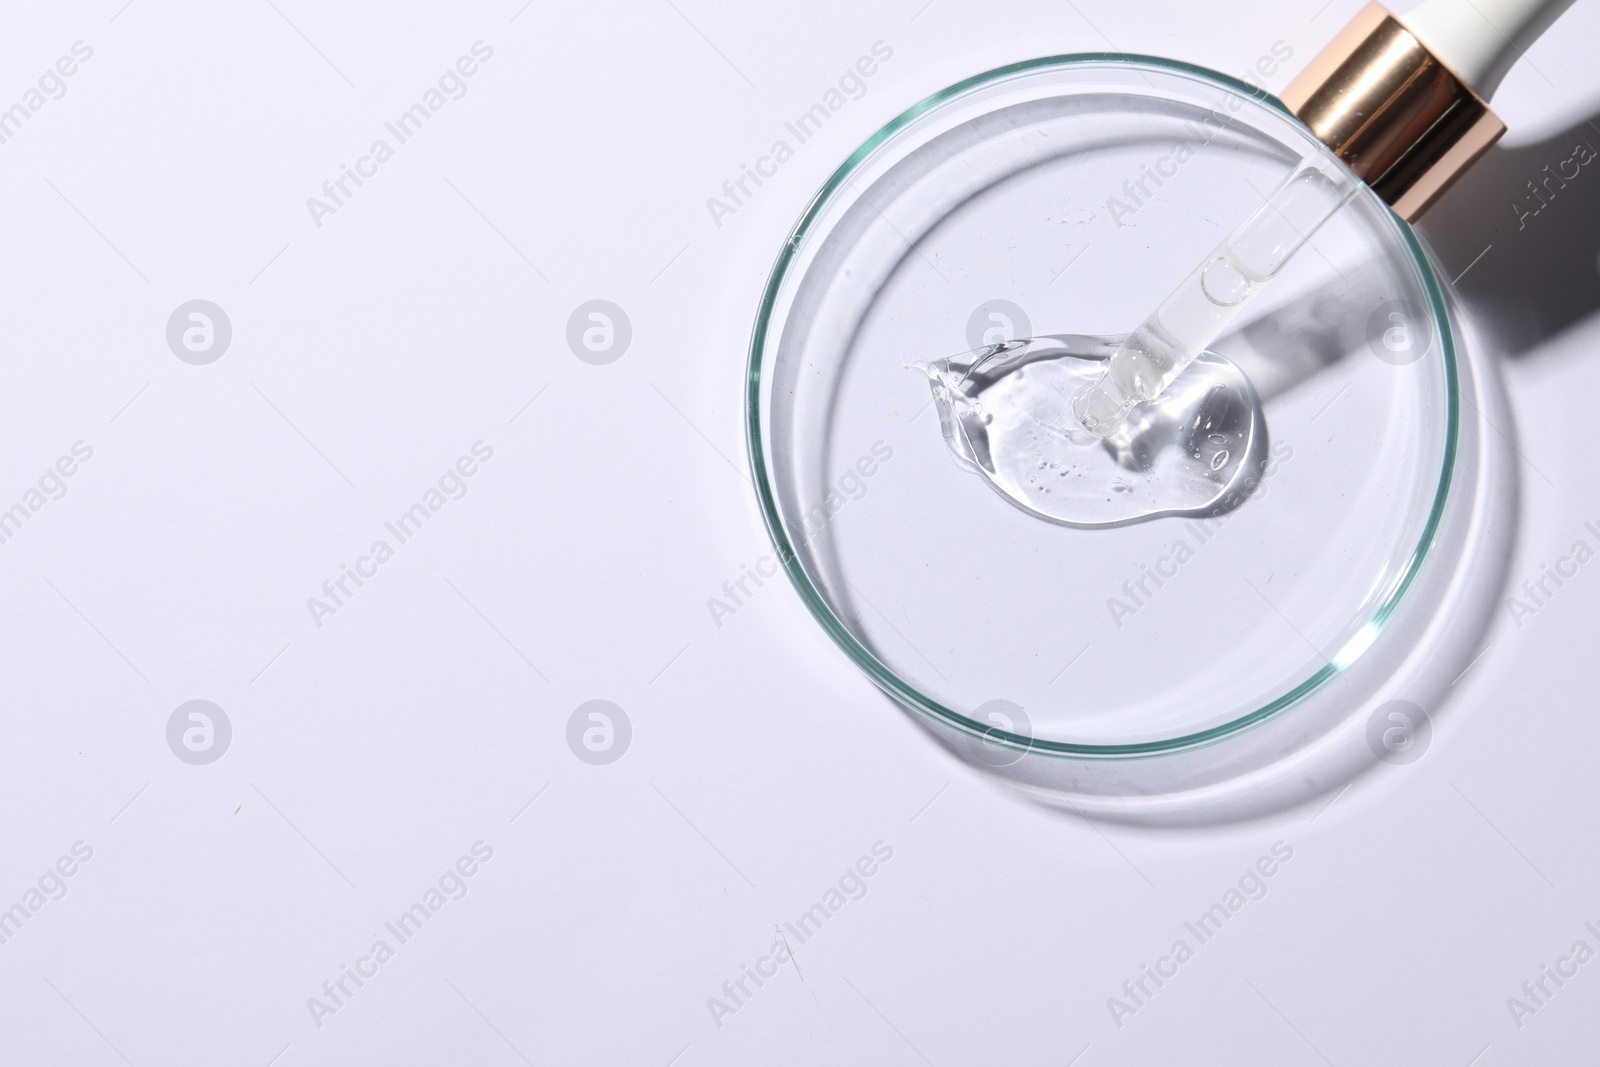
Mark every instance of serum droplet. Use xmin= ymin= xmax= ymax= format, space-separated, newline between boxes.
xmin=918 ymin=335 xmax=1267 ymax=527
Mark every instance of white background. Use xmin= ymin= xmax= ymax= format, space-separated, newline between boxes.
xmin=0 ymin=0 xmax=1597 ymax=1063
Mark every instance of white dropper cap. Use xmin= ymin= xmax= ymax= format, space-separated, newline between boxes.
xmin=1397 ymin=0 xmax=1579 ymax=100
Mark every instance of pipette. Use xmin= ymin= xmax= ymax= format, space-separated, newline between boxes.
xmin=1074 ymin=0 xmax=1578 ymax=438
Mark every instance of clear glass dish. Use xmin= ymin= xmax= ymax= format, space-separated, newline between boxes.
xmin=747 ymin=56 xmax=1458 ymax=767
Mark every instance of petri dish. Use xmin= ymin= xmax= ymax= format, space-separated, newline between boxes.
xmin=747 ymin=56 xmax=1459 ymax=780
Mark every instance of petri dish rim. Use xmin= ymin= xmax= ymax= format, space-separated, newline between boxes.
xmin=744 ymin=52 xmax=1459 ymax=760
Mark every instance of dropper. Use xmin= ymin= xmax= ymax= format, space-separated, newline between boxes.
xmin=1074 ymin=0 xmax=1579 ymax=438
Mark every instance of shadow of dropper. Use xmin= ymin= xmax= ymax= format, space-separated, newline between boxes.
xmin=1419 ymin=106 xmax=1600 ymax=359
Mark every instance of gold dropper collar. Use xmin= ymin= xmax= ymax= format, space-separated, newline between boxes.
xmin=1280 ymin=2 xmax=1504 ymax=220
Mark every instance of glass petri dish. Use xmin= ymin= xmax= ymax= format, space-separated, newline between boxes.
xmin=747 ymin=55 xmax=1456 ymax=763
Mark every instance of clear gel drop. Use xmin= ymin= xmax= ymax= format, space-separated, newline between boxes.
xmin=920 ymin=334 xmax=1266 ymax=528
